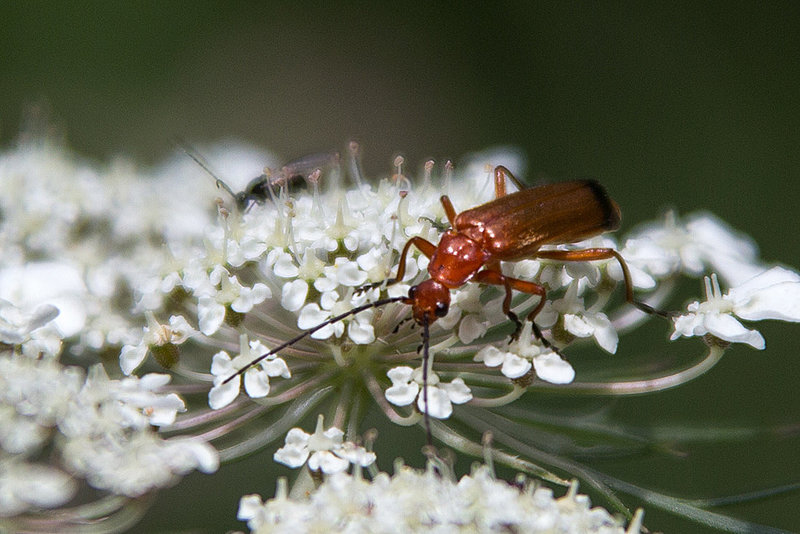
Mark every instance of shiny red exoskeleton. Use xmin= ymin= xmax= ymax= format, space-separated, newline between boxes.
xmin=387 ymin=166 xmax=657 ymax=342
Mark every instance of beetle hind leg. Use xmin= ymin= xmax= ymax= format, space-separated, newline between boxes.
xmin=534 ymin=248 xmax=673 ymax=319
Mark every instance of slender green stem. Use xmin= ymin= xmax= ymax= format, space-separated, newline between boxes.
xmin=533 ymin=344 xmax=725 ymax=395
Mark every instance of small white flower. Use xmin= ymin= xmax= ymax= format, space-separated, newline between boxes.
xmin=297 ymin=291 xmax=375 ymax=343
xmin=0 ymin=299 xmax=62 ymax=359
xmin=550 ymin=281 xmax=618 ymax=353
xmin=196 ymin=268 xmax=270 ymax=335
xmin=63 ymin=364 xmax=186 ymax=429
xmin=208 ymin=334 xmax=291 ymax=409
xmin=314 ymin=257 xmax=368 ymax=292
xmin=119 ymin=312 xmax=196 ymax=375
xmin=475 ymin=345 xmax=532 ymax=378
xmin=114 ymin=372 xmax=187 ymax=427
xmin=385 ymin=365 xmax=472 ymax=419
xmin=273 ymin=415 xmax=375 ymax=474
xmin=384 ymin=366 xmax=420 ymax=406
xmin=474 ymin=322 xmax=574 ymax=384
xmin=671 ymin=267 xmax=800 ymax=349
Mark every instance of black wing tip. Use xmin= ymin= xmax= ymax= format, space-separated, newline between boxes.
xmin=582 ymin=179 xmax=621 ymax=231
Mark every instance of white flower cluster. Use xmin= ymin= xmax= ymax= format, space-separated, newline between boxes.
xmin=671 ymin=267 xmax=800 ymax=349
xmin=0 ymin=301 xmax=217 ymax=517
xmin=273 ymin=414 xmax=375 ymax=474
xmin=238 ymin=462 xmax=642 ymax=533
xmin=0 ymin=140 xmax=233 ymax=353
xmin=2 ymin=137 xmax=798 ymax=531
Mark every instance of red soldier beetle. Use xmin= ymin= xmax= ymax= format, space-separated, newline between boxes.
xmin=222 ymin=165 xmax=666 ymax=442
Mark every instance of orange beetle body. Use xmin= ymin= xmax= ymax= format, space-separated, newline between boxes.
xmin=393 ymin=167 xmax=642 ymax=334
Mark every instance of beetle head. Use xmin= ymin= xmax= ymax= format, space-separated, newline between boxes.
xmin=407 ymin=279 xmax=450 ymax=326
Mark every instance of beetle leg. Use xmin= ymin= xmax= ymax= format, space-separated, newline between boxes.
xmin=494 ymin=165 xmax=526 ymax=198
xmin=534 ymin=248 xmax=671 ymax=318
xmin=472 ymin=269 xmax=559 ymax=352
xmin=355 ymin=236 xmax=437 ymax=294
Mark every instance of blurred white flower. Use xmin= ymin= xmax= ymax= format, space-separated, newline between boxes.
xmin=0 ymin=299 xmax=62 ymax=359
xmin=618 ymin=212 xmax=765 ymax=286
xmin=0 ymin=458 xmax=77 ymax=517
xmin=119 ymin=312 xmax=196 ymax=375
xmin=238 ymin=460 xmax=640 ymax=533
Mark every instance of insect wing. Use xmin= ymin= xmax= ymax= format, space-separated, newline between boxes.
xmin=274 ymin=151 xmax=340 ymax=186
xmin=455 ymin=180 xmax=621 ymax=260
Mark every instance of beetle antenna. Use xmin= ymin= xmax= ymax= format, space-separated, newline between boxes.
xmin=421 ymin=317 xmax=432 ymax=445
xmin=222 ymin=295 xmax=407 ymax=384
xmin=176 ymin=139 xmax=238 ymax=200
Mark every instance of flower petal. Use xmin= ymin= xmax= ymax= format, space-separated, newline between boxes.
xmin=500 ymin=352 xmax=532 ymax=379
xmin=197 ymin=298 xmax=225 ymax=336
xmin=281 ymin=279 xmax=309 ymax=312
xmin=274 ymin=443 xmax=310 ymax=468
xmin=563 ymin=314 xmax=593 ymax=338
xmin=385 ymin=379 xmax=419 ymax=407
xmin=704 ymin=312 xmax=765 ymax=349
xmin=243 ymin=368 xmax=270 ymax=398
xmin=297 ymin=303 xmax=329 ymax=329
xmin=533 ymin=352 xmax=575 ymax=384
xmin=308 ymin=450 xmax=349 ymax=474
xmin=120 ymin=344 xmax=147 ymax=375
xmin=474 ymin=345 xmax=506 ymax=367
xmin=348 ymin=319 xmax=375 ymax=344
xmin=210 ymin=351 xmax=233 ymax=376
xmin=208 ymin=378 xmax=240 ymax=409
xmin=417 ymin=386 xmax=452 ymax=419
xmin=441 ymin=378 xmax=472 ymax=404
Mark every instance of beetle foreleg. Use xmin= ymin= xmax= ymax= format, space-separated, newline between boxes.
xmin=356 ymin=236 xmax=438 ymax=295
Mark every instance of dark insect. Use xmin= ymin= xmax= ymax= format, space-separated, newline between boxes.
xmin=180 ymin=142 xmax=339 ymax=211
xmin=223 ymin=165 xmax=665 ymax=443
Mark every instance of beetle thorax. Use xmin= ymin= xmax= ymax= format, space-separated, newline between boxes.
xmin=427 ymin=230 xmax=487 ymax=288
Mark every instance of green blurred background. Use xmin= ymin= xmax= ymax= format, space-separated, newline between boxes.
xmin=2 ymin=2 xmax=798 ymax=532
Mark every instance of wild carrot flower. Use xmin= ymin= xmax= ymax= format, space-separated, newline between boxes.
xmin=239 ymin=431 xmax=644 ymax=534
xmin=1 ymin=137 xmax=797 ymax=532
